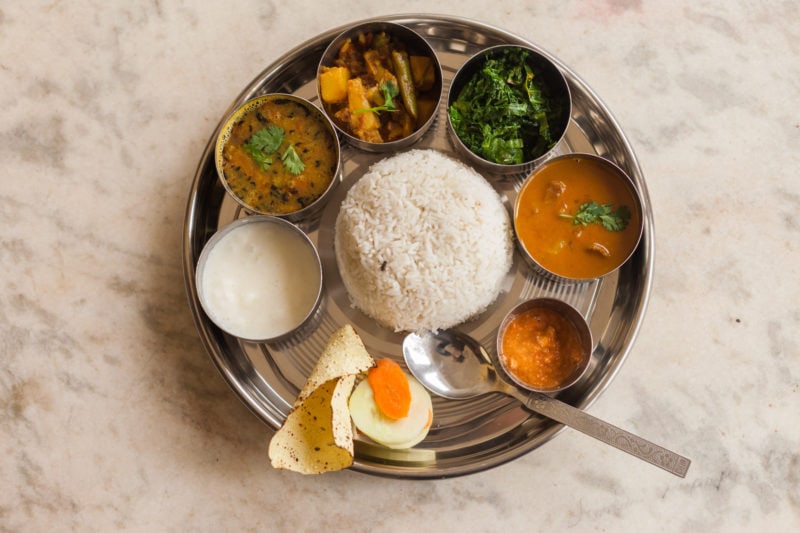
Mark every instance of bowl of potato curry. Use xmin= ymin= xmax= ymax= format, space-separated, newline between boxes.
xmin=317 ymin=21 xmax=442 ymax=152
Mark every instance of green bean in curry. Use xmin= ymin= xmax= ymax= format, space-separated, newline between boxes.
xmin=318 ymin=31 xmax=439 ymax=143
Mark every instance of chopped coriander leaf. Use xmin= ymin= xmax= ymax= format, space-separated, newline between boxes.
xmin=560 ymin=201 xmax=631 ymax=232
xmin=246 ymin=151 xmax=272 ymax=170
xmin=354 ymin=81 xmax=399 ymax=114
xmin=243 ymin=125 xmax=285 ymax=169
xmin=281 ymin=145 xmax=305 ymax=175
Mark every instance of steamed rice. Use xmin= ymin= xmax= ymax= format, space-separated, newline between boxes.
xmin=335 ymin=149 xmax=513 ymax=332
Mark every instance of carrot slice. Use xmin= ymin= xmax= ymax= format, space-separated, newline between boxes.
xmin=367 ymin=358 xmax=411 ymax=420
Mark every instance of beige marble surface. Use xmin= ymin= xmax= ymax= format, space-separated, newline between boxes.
xmin=2 ymin=1 xmax=798 ymax=531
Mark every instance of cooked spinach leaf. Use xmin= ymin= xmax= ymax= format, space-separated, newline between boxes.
xmin=448 ymin=48 xmax=564 ymax=165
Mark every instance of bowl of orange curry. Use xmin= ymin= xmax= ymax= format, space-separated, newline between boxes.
xmin=215 ymin=93 xmax=341 ymax=222
xmin=316 ymin=21 xmax=442 ymax=152
xmin=513 ymin=153 xmax=644 ymax=281
xmin=497 ymin=298 xmax=592 ymax=393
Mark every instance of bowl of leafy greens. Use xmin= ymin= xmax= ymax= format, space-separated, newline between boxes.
xmin=447 ymin=45 xmax=571 ymax=175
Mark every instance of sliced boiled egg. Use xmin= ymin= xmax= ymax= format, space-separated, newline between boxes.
xmin=348 ymin=359 xmax=433 ymax=449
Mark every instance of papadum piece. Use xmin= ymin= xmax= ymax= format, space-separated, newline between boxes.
xmin=268 ymin=324 xmax=374 ymax=474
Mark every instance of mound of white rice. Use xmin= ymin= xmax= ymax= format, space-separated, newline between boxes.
xmin=335 ymin=149 xmax=513 ymax=332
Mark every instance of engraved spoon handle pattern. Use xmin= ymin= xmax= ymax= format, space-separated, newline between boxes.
xmin=521 ymin=391 xmax=691 ymax=478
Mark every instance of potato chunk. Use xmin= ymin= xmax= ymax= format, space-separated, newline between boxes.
xmin=347 ymin=78 xmax=383 ymax=143
xmin=410 ymin=55 xmax=435 ymax=92
xmin=319 ymin=66 xmax=350 ymax=104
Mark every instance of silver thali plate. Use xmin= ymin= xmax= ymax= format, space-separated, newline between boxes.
xmin=182 ymin=14 xmax=654 ymax=479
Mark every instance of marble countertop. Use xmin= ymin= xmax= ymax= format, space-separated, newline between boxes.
xmin=2 ymin=1 xmax=798 ymax=531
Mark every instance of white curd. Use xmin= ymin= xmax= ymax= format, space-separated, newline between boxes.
xmin=198 ymin=219 xmax=321 ymax=340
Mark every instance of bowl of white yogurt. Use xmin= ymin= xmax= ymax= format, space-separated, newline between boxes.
xmin=195 ymin=216 xmax=323 ymax=342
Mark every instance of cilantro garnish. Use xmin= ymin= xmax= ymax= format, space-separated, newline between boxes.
xmin=354 ymin=81 xmax=399 ymax=114
xmin=243 ymin=125 xmax=284 ymax=170
xmin=243 ymin=124 xmax=304 ymax=175
xmin=561 ymin=202 xmax=631 ymax=232
xmin=281 ymin=145 xmax=305 ymax=175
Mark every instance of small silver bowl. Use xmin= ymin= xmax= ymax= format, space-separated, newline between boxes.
xmin=496 ymin=298 xmax=592 ymax=394
xmin=513 ymin=153 xmax=644 ymax=282
xmin=215 ymin=93 xmax=342 ymax=223
xmin=447 ymin=44 xmax=571 ymax=175
xmin=317 ymin=21 xmax=443 ymax=152
xmin=195 ymin=216 xmax=323 ymax=343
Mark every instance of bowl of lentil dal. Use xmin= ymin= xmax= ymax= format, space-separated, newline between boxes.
xmin=215 ymin=93 xmax=342 ymax=222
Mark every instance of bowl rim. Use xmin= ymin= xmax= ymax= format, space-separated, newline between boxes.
xmin=195 ymin=215 xmax=323 ymax=343
xmin=513 ymin=152 xmax=645 ymax=282
xmin=214 ymin=93 xmax=342 ymax=221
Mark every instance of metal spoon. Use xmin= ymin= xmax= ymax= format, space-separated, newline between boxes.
xmin=402 ymin=329 xmax=691 ymax=478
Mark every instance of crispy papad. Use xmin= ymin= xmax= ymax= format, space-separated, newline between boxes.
xmin=268 ymin=325 xmax=374 ymax=474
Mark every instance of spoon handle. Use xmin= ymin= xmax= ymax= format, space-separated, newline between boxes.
xmin=521 ymin=392 xmax=691 ymax=478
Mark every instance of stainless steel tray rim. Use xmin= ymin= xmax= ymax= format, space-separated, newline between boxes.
xmin=182 ymin=14 xmax=654 ymax=479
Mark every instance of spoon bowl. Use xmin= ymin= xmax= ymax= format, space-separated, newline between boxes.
xmin=402 ymin=328 xmax=500 ymax=399
xmin=402 ymin=328 xmax=691 ymax=478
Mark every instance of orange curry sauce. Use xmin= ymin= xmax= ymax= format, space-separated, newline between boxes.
xmin=500 ymin=307 xmax=585 ymax=390
xmin=514 ymin=156 xmax=641 ymax=279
